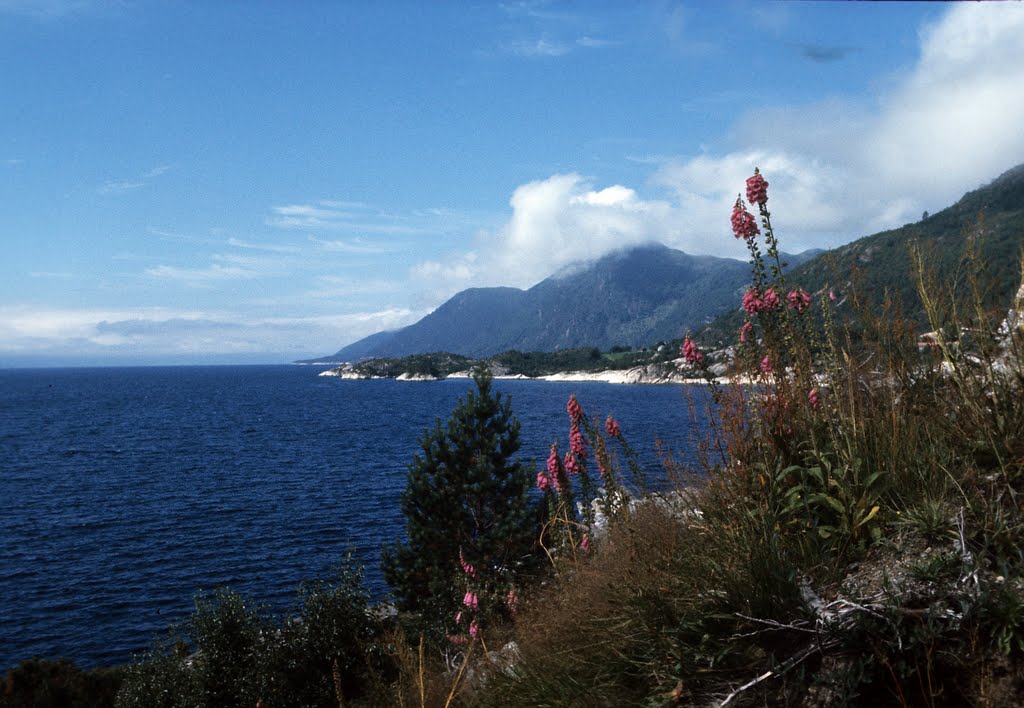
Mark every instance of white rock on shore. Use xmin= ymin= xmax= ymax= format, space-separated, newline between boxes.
xmin=395 ymin=372 xmax=439 ymax=381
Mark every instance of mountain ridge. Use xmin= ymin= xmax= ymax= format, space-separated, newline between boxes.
xmin=306 ymin=244 xmax=818 ymax=363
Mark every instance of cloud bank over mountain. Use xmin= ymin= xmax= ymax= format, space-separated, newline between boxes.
xmin=409 ymin=4 xmax=1024 ymax=299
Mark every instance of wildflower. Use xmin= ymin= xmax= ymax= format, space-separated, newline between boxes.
xmin=681 ymin=335 xmax=704 ymax=365
xmin=570 ymin=423 xmax=587 ymax=459
xmin=594 ymin=441 xmax=610 ymax=479
xmin=581 ymin=534 xmax=590 ymax=552
xmin=605 ymin=416 xmax=621 ymax=438
xmin=746 ymin=170 xmax=769 ymax=206
xmin=739 ymin=321 xmax=753 ymax=344
xmin=829 ymin=289 xmax=837 ymax=302
xmin=507 ymin=589 xmax=518 ymax=615
xmin=731 ymin=199 xmax=760 ymax=240
xmin=787 ymin=288 xmax=811 ymax=313
xmin=459 ymin=549 xmax=478 ymax=579
xmin=536 ymin=469 xmax=551 ymax=492
xmin=463 ymin=591 xmax=478 ymax=609
xmin=547 ymin=442 xmax=569 ymax=494
xmin=455 ymin=611 xmax=463 ymax=625
xmin=566 ymin=394 xmax=583 ymax=423
xmin=564 ymin=450 xmax=580 ymax=475
xmin=742 ymin=288 xmax=763 ymax=315
xmin=808 ymin=387 xmax=820 ymax=410
xmin=760 ymin=356 xmax=773 ymax=374
xmin=762 ymin=288 xmax=780 ymax=311
xmin=469 ymin=619 xmax=479 ymax=639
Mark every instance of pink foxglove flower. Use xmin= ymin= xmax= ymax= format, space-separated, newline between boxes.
xmin=463 ymin=591 xmax=478 ymax=610
xmin=787 ymin=288 xmax=811 ymax=313
xmin=566 ymin=394 xmax=583 ymax=423
xmin=605 ymin=416 xmax=620 ymax=438
xmin=581 ymin=534 xmax=590 ymax=553
xmin=459 ymin=549 xmax=478 ymax=579
xmin=762 ymin=288 xmax=780 ymax=311
xmin=455 ymin=611 xmax=463 ymax=625
xmin=760 ymin=356 xmax=773 ymax=374
xmin=536 ymin=469 xmax=551 ymax=492
xmin=570 ymin=423 xmax=587 ymax=459
xmin=745 ymin=170 xmax=769 ymax=206
xmin=731 ymin=200 xmax=760 ymax=240
xmin=469 ymin=619 xmax=479 ymax=639
xmin=742 ymin=288 xmax=764 ymax=315
xmin=808 ymin=387 xmax=820 ymax=410
xmin=547 ymin=442 xmax=569 ymax=495
xmin=739 ymin=321 xmax=753 ymax=344
xmin=681 ymin=335 xmax=704 ymax=365
xmin=564 ymin=450 xmax=579 ymax=475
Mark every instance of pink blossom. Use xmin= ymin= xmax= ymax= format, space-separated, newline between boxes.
xmin=459 ymin=549 xmax=478 ymax=579
xmin=566 ymin=394 xmax=583 ymax=422
xmin=829 ymin=289 xmax=837 ymax=302
xmin=742 ymin=288 xmax=764 ymax=315
xmin=547 ymin=443 xmax=569 ymax=495
xmin=731 ymin=200 xmax=760 ymax=241
xmin=564 ymin=451 xmax=580 ymax=475
xmin=681 ymin=335 xmax=704 ymax=365
xmin=595 ymin=441 xmax=610 ymax=479
xmin=455 ymin=610 xmax=463 ymax=625
xmin=762 ymin=288 xmax=780 ymax=311
xmin=808 ymin=387 xmax=820 ymax=410
xmin=469 ymin=619 xmax=479 ymax=639
xmin=739 ymin=321 xmax=753 ymax=344
xmin=581 ymin=534 xmax=590 ymax=553
xmin=787 ymin=288 xmax=811 ymax=313
xmin=570 ymin=423 xmax=587 ymax=459
xmin=463 ymin=591 xmax=479 ymax=610
xmin=760 ymin=356 xmax=773 ymax=374
xmin=605 ymin=416 xmax=621 ymax=438
xmin=745 ymin=171 xmax=769 ymax=206
xmin=536 ymin=469 xmax=551 ymax=492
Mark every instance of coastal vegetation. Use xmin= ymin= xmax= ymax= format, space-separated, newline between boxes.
xmin=5 ymin=167 xmax=1024 ymax=705
xmin=382 ymin=366 xmax=544 ymax=640
xmin=327 ymin=343 xmax=683 ymax=381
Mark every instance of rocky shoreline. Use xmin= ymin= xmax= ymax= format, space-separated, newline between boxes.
xmin=318 ymin=361 xmax=709 ymax=385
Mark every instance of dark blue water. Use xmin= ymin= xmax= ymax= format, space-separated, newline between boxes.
xmin=0 ymin=365 xmax=708 ymax=671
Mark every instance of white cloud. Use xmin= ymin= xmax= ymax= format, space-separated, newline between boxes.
xmin=502 ymin=38 xmax=571 ymax=57
xmin=226 ymin=237 xmax=298 ymax=253
xmin=310 ymin=236 xmax=398 ymax=254
xmin=0 ymin=303 xmax=423 ymax=362
xmin=408 ymin=174 xmax=679 ymax=296
xmin=408 ymin=4 xmax=1024 ymax=305
xmin=97 ymin=164 xmax=174 ymax=195
xmin=144 ymin=263 xmax=260 ymax=284
xmin=655 ymin=3 xmax=1024 ymax=248
xmin=268 ymin=201 xmax=426 ymax=235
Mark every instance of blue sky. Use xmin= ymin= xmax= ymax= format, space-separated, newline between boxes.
xmin=2 ymin=1 xmax=1023 ymax=366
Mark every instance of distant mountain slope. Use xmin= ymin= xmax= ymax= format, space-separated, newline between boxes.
xmin=315 ymin=244 xmax=817 ymax=362
xmin=699 ymin=162 xmax=1024 ymax=346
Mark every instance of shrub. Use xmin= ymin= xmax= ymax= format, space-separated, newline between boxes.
xmin=382 ymin=365 xmax=543 ymax=642
xmin=1 ymin=658 xmax=123 ymax=708
xmin=117 ymin=557 xmax=391 ymax=707
xmin=465 ymin=168 xmax=1024 ymax=706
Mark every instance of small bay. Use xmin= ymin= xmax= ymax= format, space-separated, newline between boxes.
xmin=0 ymin=365 xmax=708 ymax=671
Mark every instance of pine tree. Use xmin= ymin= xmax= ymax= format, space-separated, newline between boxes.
xmin=382 ymin=365 xmax=540 ymax=634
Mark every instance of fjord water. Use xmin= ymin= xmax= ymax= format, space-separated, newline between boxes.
xmin=0 ymin=365 xmax=703 ymax=671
